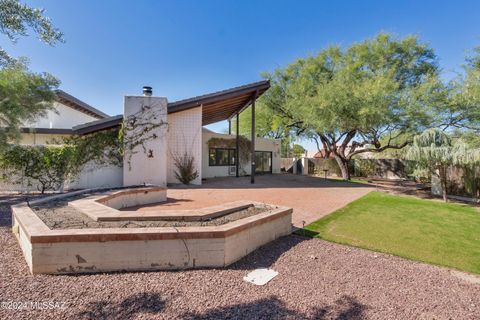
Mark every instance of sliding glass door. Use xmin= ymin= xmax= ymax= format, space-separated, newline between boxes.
xmin=255 ymin=151 xmax=272 ymax=174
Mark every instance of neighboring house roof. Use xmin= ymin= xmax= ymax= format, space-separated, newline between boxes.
xmin=55 ymin=90 xmax=109 ymax=119
xmin=73 ymin=80 xmax=270 ymax=135
xmin=313 ymin=151 xmax=327 ymax=158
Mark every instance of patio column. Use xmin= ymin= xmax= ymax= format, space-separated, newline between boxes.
xmin=251 ymin=91 xmax=257 ymax=184
xmin=236 ymin=112 xmax=239 ymax=177
xmin=228 ymin=119 xmax=231 ymax=135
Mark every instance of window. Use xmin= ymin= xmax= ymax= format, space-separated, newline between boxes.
xmin=209 ymin=148 xmax=236 ymax=166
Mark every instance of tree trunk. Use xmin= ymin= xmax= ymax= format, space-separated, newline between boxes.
xmin=440 ymin=166 xmax=448 ymax=202
xmin=334 ymin=155 xmax=351 ymax=180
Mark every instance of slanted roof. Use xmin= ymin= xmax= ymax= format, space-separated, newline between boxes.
xmin=73 ymin=114 xmax=123 ymax=135
xmin=168 ymin=80 xmax=270 ymax=125
xmin=56 ymin=90 xmax=109 ymax=119
xmin=73 ymin=80 xmax=270 ymax=135
xmin=20 ymin=128 xmax=74 ymax=135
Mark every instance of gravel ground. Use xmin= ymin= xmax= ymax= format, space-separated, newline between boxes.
xmin=1 ymin=194 xmax=480 ymax=319
xmin=32 ymin=195 xmax=270 ymax=229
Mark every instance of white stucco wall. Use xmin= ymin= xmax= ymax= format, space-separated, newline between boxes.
xmin=68 ymin=162 xmax=123 ymax=190
xmin=202 ymin=128 xmax=281 ymax=179
xmin=23 ymin=102 xmax=100 ymax=129
xmin=19 ymin=133 xmax=72 ymax=145
xmin=0 ymin=162 xmax=123 ymax=193
xmin=123 ymin=96 xmax=168 ymax=187
xmin=167 ymin=107 xmax=202 ymax=185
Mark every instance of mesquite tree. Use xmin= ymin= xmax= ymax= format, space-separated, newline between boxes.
xmin=263 ymin=33 xmax=443 ymax=179
xmin=0 ymin=62 xmax=59 ymax=151
xmin=0 ymin=0 xmax=63 ymax=66
xmin=0 ymin=0 xmax=63 ymax=150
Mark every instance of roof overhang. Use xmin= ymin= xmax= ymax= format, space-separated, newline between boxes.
xmin=20 ymin=128 xmax=74 ymax=135
xmin=73 ymin=80 xmax=270 ymax=135
xmin=56 ymin=90 xmax=109 ymax=119
xmin=168 ymin=80 xmax=270 ymax=125
xmin=73 ymin=115 xmax=123 ymax=135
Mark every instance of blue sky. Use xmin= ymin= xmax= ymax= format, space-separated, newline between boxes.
xmin=3 ymin=0 xmax=480 ymax=151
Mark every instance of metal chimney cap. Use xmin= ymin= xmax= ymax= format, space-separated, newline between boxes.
xmin=143 ymin=86 xmax=152 ymax=96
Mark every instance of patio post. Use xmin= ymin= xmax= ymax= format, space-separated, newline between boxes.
xmin=236 ymin=112 xmax=239 ymax=177
xmin=228 ymin=119 xmax=231 ymax=135
xmin=251 ymin=91 xmax=257 ymax=184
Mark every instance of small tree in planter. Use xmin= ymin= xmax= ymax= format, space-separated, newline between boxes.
xmin=406 ymin=128 xmax=480 ymax=201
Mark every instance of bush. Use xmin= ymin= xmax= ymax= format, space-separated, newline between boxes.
xmin=353 ymin=159 xmax=375 ymax=177
xmin=172 ymin=152 xmax=199 ymax=184
xmin=0 ymin=145 xmax=75 ymax=193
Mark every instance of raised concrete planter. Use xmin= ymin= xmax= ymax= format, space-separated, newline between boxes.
xmin=96 ymin=187 xmax=167 ymax=209
xmin=12 ymin=191 xmax=292 ymax=274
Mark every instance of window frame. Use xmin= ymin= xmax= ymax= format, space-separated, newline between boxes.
xmin=209 ymin=148 xmax=237 ymax=166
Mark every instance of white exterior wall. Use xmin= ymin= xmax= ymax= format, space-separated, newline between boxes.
xmin=19 ymin=133 xmax=72 ymax=145
xmin=1 ymin=162 xmax=123 ymax=192
xmin=202 ymin=128 xmax=281 ymax=179
xmin=166 ymin=107 xmax=202 ymax=185
xmin=123 ymin=96 xmax=168 ymax=187
xmin=23 ymin=102 xmax=99 ymax=129
xmin=255 ymin=136 xmax=282 ymax=174
xmin=68 ymin=162 xmax=123 ymax=190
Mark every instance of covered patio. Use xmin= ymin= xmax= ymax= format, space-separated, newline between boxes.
xmin=168 ymin=79 xmax=271 ymax=183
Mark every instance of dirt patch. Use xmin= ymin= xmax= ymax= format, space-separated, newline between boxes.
xmin=32 ymin=194 xmax=271 ymax=229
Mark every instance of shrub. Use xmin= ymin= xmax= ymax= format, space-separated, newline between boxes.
xmin=172 ymin=152 xmax=199 ymax=184
xmin=353 ymin=159 xmax=375 ymax=177
xmin=0 ymin=145 xmax=75 ymax=193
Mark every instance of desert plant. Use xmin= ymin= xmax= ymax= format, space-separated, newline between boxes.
xmin=172 ymin=152 xmax=199 ymax=184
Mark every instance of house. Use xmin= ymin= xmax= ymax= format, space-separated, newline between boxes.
xmin=19 ymin=90 xmax=109 ymax=145
xmin=8 ymin=81 xmax=281 ymax=191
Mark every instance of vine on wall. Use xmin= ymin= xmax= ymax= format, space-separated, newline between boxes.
xmin=122 ymin=102 xmax=168 ymax=170
xmin=0 ymin=103 xmax=169 ymax=192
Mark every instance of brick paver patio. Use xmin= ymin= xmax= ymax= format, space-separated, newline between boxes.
xmin=130 ymin=174 xmax=373 ymax=227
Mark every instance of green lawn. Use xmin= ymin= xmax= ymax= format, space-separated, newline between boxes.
xmin=305 ymin=191 xmax=480 ymax=274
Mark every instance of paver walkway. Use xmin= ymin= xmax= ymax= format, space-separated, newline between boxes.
xmin=130 ymin=174 xmax=373 ymax=227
